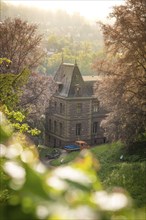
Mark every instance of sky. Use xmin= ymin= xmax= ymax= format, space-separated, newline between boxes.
xmin=5 ymin=0 xmax=125 ymax=22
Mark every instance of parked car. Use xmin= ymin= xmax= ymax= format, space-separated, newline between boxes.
xmin=64 ymin=141 xmax=90 ymax=152
xmin=46 ymin=149 xmax=61 ymax=159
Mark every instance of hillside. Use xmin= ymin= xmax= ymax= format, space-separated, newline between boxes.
xmin=1 ymin=1 xmax=104 ymax=76
xmin=45 ymin=142 xmax=146 ymax=208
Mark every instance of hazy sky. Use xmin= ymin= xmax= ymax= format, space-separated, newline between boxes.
xmin=5 ymin=0 xmax=125 ymax=22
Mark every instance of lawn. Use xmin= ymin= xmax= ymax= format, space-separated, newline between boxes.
xmin=49 ymin=142 xmax=146 ymax=208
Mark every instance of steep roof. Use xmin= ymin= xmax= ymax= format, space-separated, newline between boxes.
xmin=54 ymin=63 xmax=90 ymax=97
xmin=83 ymin=76 xmax=102 ymax=96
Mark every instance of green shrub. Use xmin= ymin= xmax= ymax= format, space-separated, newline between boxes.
xmin=102 ymin=162 xmax=146 ymax=207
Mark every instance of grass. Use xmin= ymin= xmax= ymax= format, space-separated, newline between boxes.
xmin=49 ymin=141 xmax=146 ymax=208
xmin=50 ymin=151 xmax=79 ymax=166
xmin=93 ymin=142 xmax=146 ymax=208
xmin=50 ymin=142 xmax=124 ymax=166
xmin=38 ymin=145 xmax=80 ymax=166
xmin=37 ymin=145 xmax=51 ymax=158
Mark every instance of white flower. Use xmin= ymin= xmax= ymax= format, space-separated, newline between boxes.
xmin=94 ymin=190 xmax=129 ymax=211
xmin=4 ymin=161 xmax=26 ymax=180
xmin=53 ymin=166 xmax=91 ymax=185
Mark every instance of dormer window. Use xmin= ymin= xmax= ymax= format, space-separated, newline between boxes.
xmin=56 ymin=82 xmax=63 ymax=92
xmin=75 ymin=84 xmax=81 ymax=96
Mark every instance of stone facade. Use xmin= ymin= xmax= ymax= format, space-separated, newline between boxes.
xmin=45 ymin=62 xmax=106 ymax=148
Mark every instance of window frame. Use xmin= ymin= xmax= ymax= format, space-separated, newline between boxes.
xmin=76 ymin=123 xmax=81 ymax=136
xmin=93 ymin=122 xmax=98 ymax=134
xmin=54 ymin=120 xmax=57 ymax=133
xmin=93 ymin=101 xmax=99 ymax=112
xmin=76 ymin=103 xmax=82 ymax=114
xmin=59 ymin=122 xmax=63 ymax=135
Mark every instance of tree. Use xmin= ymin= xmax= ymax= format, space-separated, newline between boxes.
xmin=0 ymin=69 xmax=30 ymax=110
xmin=20 ymin=72 xmax=57 ymax=144
xmin=93 ymin=0 xmax=146 ymax=144
xmin=0 ymin=58 xmax=40 ymax=136
xmin=0 ymin=18 xmax=44 ymax=74
xmin=21 ymin=72 xmax=56 ymax=118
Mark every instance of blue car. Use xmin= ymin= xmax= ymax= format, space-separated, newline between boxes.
xmin=64 ymin=141 xmax=90 ymax=152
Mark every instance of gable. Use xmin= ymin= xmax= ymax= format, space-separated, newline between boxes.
xmin=68 ymin=65 xmax=86 ymax=97
xmin=54 ymin=63 xmax=89 ymax=97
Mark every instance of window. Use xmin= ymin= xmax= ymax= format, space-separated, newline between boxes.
xmin=75 ymin=84 xmax=81 ymax=96
xmin=54 ymin=138 xmax=56 ymax=147
xmin=49 ymin=119 xmax=52 ymax=131
xmin=54 ymin=102 xmax=57 ymax=112
xmin=59 ymin=140 xmax=62 ymax=147
xmin=59 ymin=122 xmax=63 ymax=135
xmin=76 ymin=123 xmax=81 ymax=136
xmin=54 ymin=121 xmax=57 ymax=133
xmin=60 ymin=103 xmax=63 ymax=114
xmin=58 ymin=83 xmax=63 ymax=92
xmin=76 ymin=87 xmax=80 ymax=96
xmin=93 ymin=122 xmax=98 ymax=134
xmin=77 ymin=103 xmax=82 ymax=113
xmin=93 ymin=103 xmax=99 ymax=112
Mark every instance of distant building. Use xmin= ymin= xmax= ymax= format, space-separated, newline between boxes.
xmin=45 ymin=62 xmax=106 ymax=148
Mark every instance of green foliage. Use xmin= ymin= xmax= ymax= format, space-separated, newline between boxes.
xmin=0 ymin=58 xmax=41 ymax=137
xmin=5 ymin=108 xmax=26 ymax=122
xmin=92 ymin=143 xmax=146 ymax=208
xmin=0 ymin=57 xmax=11 ymax=65
xmin=136 ymin=132 xmax=146 ymax=142
xmin=2 ymin=106 xmax=41 ymax=136
xmin=1 ymin=112 xmax=145 ymax=220
xmin=51 ymin=142 xmax=146 ymax=208
xmin=103 ymin=162 xmax=146 ymax=207
xmin=38 ymin=33 xmax=103 ymax=76
xmin=2 ymin=2 xmax=104 ymax=76
xmin=0 ymin=68 xmax=30 ymax=109
xmin=51 ymin=142 xmax=124 ymax=167
xmin=0 ymin=112 xmax=13 ymax=143
xmin=38 ymin=145 xmax=58 ymax=161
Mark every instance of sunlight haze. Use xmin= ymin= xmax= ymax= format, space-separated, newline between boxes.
xmin=5 ymin=0 xmax=125 ymax=22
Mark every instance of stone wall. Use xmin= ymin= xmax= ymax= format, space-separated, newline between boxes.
xmin=45 ymin=96 xmax=106 ymax=148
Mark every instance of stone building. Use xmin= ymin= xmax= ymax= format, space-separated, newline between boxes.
xmin=45 ymin=62 xmax=106 ymax=148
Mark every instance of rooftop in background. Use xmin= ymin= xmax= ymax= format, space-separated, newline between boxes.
xmin=83 ymin=76 xmax=102 ymax=82
xmin=61 ymin=63 xmax=75 ymax=66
